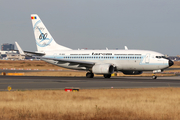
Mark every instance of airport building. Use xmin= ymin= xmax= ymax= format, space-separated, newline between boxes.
xmin=0 ymin=50 xmax=35 ymax=60
xmin=6 ymin=53 xmax=25 ymax=60
xmin=1 ymin=43 xmax=14 ymax=51
xmin=0 ymin=50 xmax=17 ymax=60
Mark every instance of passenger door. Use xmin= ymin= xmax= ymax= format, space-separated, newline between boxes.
xmin=145 ymin=53 xmax=150 ymax=64
xmin=53 ymin=53 xmax=57 ymax=58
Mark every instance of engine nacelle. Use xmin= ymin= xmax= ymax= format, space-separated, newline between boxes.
xmin=92 ymin=64 xmax=114 ymax=74
xmin=122 ymin=70 xmax=143 ymax=75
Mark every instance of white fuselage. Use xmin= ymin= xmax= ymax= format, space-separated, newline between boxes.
xmin=42 ymin=49 xmax=169 ymax=71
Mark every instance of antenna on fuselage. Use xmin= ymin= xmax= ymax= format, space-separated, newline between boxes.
xmin=124 ymin=46 xmax=128 ymax=50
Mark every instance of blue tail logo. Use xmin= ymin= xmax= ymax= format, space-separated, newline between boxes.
xmin=34 ymin=20 xmax=53 ymax=47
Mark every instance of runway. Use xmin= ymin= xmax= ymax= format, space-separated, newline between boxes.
xmin=0 ymin=76 xmax=180 ymax=90
xmin=0 ymin=67 xmax=179 ymax=73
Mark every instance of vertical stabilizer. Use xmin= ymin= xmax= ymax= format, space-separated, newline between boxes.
xmin=31 ymin=14 xmax=71 ymax=52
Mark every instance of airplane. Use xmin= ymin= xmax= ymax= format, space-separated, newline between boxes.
xmin=16 ymin=14 xmax=174 ymax=79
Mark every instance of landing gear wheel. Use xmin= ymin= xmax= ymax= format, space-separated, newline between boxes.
xmin=152 ymin=75 xmax=157 ymax=79
xmin=104 ymin=74 xmax=111 ymax=78
xmin=86 ymin=72 xmax=94 ymax=78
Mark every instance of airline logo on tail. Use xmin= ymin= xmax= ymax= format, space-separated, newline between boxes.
xmin=31 ymin=15 xmax=53 ymax=47
xmin=31 ymin=14 xmax=72 ymax=51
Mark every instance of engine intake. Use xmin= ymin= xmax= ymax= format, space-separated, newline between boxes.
xmin=92 ymin=64 xmax=114 ymax=74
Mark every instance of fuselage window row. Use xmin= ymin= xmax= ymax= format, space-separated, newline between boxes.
xmin=63 ymin=56 xmax=143 ymax=59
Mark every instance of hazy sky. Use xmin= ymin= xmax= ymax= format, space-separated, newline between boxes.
xmin=0 ymin=0 xmax=180 ymax=55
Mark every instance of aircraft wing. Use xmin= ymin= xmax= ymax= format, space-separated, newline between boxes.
xmin=42 ymin=57 xmax=95 ymax=68
xmin=15 ymin=42 xmax=25 ymax=55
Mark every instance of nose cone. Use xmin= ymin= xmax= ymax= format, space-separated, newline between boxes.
xmin=169 ymin=59 xmax=174 ymax=67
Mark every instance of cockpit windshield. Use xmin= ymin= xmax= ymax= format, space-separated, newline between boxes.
xmin=156 ymin=56 xmax=166 ymax=59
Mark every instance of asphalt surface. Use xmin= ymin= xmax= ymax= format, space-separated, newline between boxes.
xmin=0 ymin=76 xmax=180 ymax=91
xmin=0 ymin=67 xmax=179 ymax=73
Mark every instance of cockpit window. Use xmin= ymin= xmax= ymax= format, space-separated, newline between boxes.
xmin=156 ymin=56 xmax=166 ymax=59
xmin=156 ymin=56 xmax=159 ymax=58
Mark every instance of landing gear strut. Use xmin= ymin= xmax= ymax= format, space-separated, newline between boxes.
xmin=86 ymin=72 xmax=94 ymax=78
xmin=104 ymin=74 xmax=111 ymax=78
xmin=152 ymin=74 xmax=157 ymax=79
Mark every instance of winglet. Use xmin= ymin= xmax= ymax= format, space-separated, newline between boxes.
xmin=15 ymin=42 xmax=25 ymax=55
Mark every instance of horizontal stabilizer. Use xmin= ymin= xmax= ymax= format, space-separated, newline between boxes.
xmin=23 ymin=51 xmax=45 ymax=56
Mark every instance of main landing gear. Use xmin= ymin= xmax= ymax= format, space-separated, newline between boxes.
xmin=86 ymin=72 xmax=112 ymax=78
xmin=86 ymin=72 xmax=94 ymax=78
xmin=152 ymin=74 xmax=157 ymax=79
xmin=103 ymin=74 xmax=111 ymax=78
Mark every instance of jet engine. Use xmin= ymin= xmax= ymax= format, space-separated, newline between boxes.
xmin=92 ymin=64 xmax=114 ymax=74
xmin=122 ymin=71 xmax=143 ymax=75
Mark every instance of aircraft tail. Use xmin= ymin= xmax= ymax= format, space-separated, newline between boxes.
xmin=31 ymin=14 xmax=71 ymax=52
